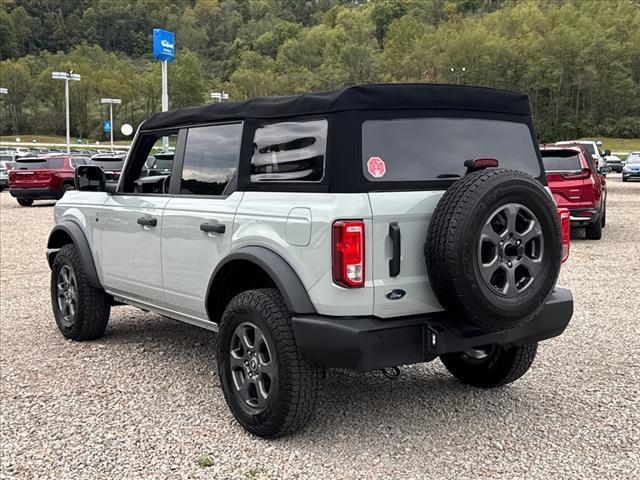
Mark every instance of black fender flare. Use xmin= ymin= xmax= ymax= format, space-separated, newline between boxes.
xmin=47 ymin=221 xmax=103 ymax=289
xmin=206 ymin=246 xmax=316 ymax=319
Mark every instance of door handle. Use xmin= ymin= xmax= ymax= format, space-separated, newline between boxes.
xmin=389 ymin=222 xmax=401 ymax=277
xmin=200 ymin=222 xmax=226 ymax=234
xmin=137 ymin=216 xmax=157 ymax=227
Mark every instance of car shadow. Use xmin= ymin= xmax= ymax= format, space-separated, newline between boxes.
xmin=100 ymin=309 xmax=551 ymax=442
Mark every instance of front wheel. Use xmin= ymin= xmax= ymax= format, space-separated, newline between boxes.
xmin=217 ymin=289 xmax=322 ymax=438
xmin=440 ymin=343 xmax=537 ymax=388
xmin=51 ymin=244 xmax=111 ymax=340
xmin=17 ymin=198 xmax=34 ymax=207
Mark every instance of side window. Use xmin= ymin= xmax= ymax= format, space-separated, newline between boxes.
xmin=122 ymin=131 xmax=178 ymax=193
xmin=180 ymin=123 xmax=243 ymax=196
xmin=251 ymin=119 xmax=327 ymax=182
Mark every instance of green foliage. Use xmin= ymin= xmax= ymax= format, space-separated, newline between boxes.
xmin=0 ymin=0 xmax=639 ymax=141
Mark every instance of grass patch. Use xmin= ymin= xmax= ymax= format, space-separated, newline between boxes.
xmin=196 ymin=454 xmax=215 ymax=468
xmin=579 ymin=137 xmax=640 ymax=153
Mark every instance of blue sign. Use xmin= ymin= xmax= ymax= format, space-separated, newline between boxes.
xmin=153 ymin=29 xmax=175 ymax=62
xmin=103 ymin=120 xmax=111 ymax=133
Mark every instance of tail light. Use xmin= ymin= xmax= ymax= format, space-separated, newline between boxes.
xmin=558 ymin=208 xmax=570 ymax=263
xmin=561 ymin=168 xmax=591 ymax=180
xmin=332 ymin=220 xmax=365 ymax=288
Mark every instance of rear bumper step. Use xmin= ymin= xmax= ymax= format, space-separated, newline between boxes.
xmin=292 ymin=287 xmax=573 ymax=372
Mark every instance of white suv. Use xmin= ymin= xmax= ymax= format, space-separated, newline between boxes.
xmin=47 ymin=84 xmax=573 ymax=438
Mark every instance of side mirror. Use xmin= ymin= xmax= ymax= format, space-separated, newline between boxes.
xmin=75 ymin=165 xmax=106 ymax=191
xmin=604 ymin=149 xmax=611 ymax=156
xmin=599 ymin=166 xmax=612 ymax=175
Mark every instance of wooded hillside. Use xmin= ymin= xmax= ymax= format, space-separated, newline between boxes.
xmin=1 ymin=0 xmax=639 ymax=142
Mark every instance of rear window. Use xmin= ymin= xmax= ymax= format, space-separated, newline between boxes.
xmin=362 ymin=117 xmax=541 ymax=182
xmin=89 ymin=157 xmax=125 ymax=170
xmin=14 ymin=158 xmax=65 ymax=170
xmin=541 ymin=151 xmax=582 ymax=172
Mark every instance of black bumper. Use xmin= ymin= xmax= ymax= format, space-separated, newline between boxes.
xmin=9 ymin=187 xmax=59 ymax=199
xmin=292 ymin=288 xmax=573 ymax=372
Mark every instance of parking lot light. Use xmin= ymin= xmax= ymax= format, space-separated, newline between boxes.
xmin=101 ymin=98 xmax=122 ymax=152
xmin=52 ymin=71 xmax=81 ymax=153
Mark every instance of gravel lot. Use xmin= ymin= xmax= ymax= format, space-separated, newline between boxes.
xmin=1 ymin=175 xmax=639 ymax=479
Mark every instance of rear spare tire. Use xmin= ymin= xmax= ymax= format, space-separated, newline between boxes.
xmin=425 ymin=169 xmax=562 ymax=332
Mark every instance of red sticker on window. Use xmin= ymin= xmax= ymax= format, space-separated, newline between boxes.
xmin=367 ymin=156 xmax=386 ymax=178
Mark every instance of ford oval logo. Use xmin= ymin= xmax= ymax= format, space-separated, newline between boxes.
xmin=385 ymin=289 xmax=406 ymax=300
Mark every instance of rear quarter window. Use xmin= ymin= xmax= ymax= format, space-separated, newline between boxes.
xmin=362 ymin=117 xmax=541 ymax=182
xmin=251 ymin=119 xmax=327 ymax=182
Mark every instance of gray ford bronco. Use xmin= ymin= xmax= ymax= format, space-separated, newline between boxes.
xmin=47 ymin=84 xmax=573 ymax=438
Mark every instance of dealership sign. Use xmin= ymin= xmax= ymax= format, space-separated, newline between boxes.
xmin=153 ymin=29 xmax=175 ymax=62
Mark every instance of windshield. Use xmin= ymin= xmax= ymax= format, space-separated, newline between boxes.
xmin=362 ymin=117 xmax=541 ymax=182
xmin=627 ymin=155 xmax=640 ymax=164
xmin=14 ymin=158 xmax=65 ymax=170
xmin=90 ymin=158 xmax=125 ymax=170
xmin=541 ymin=151 xmax=582 ymax=172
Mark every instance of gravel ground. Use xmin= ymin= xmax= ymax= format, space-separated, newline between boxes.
xmin=1 ymin=175 xmax=639 ymax=480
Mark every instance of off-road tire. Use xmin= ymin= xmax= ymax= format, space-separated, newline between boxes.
xmin=441 ymin=343 xmax=538 ymax=388
xmin=425 ymin=169 xmax=562 ymax=332
xmin=17 ymin=198 xmax=33 ymax=207
xmin=217 ymin=288 xmax=322 ymax=438
xmin=51 ymin=244 xmax=110 ymax=340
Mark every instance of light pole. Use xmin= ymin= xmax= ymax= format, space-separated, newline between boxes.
xmin=449 ymin=67 xmax=467 ymax=85
xmin=100 ymin=98 xmax=121 ymax=152
xmin=211 ymin=91 xmax=229 ymax=103
xmin=52 ymin=71 xmax=81 ymax=153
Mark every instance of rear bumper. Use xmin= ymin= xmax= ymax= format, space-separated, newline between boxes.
xmin=292 ymin=288 xmax=573 ymax=372
xmin=569 ymin=208 xmax=599 ymax=226
xmin=9 ymin=187 xmax=59 ymax=199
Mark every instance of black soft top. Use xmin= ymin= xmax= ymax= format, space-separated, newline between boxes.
xmin=143 ymin=83 xmax=531 ymax=130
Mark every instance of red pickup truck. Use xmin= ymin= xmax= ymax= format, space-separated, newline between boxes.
xmin=8 ymin=155 xmax=89 ymax=206
xmin=539 ymin=144 xmax=608 ymax=239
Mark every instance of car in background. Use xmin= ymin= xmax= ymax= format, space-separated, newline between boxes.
xmin=88 ymin=153 xmax=126 ymax=183
xmin=8 ymin=155 xmax=89 ymax=206
xmin=556 ymin=140 xmax=606 ymax=168
xmin=142 ymin=151 xmax=174 ymax=177
xmin=604 ymin=155 xmax=624 ymax=173
xmin=622 ymin=153 xmax=640 ymax=182
xmin=0 ymin=155 xmax=13 ymax=191
xmin=540 ymin=144 xmax=609 ymax=239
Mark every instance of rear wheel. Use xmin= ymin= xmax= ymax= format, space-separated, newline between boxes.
xmin=62 ymin=183 xmax=74 ymax=195
xmin=440 ymin=343 xmax=538 ymax=388
xmin=17 ymin=198 xmax=33 ymax=207
xmin=217 ymin=289 xmax=321 ymax=438
xmin=585 ymin=213 xmax=603 ymax=240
